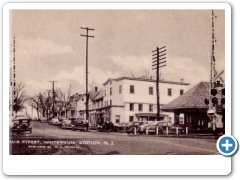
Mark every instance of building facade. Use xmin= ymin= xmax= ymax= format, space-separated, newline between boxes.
xmin=96 ymin=77 xmax=189 ymax=125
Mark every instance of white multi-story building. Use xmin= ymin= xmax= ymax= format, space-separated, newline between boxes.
xmin=100 ymin=77 xmax=190 ymax=125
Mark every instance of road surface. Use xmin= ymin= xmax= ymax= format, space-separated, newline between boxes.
xmin=9 ymin=121 xmax=219 ymax=155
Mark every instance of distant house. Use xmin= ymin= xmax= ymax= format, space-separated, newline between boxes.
xmin=162 ymin=82 xmax=214 ymax=133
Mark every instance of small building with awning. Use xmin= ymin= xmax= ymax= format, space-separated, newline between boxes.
xmin=162 ymin=82 xmax=211 ymax=133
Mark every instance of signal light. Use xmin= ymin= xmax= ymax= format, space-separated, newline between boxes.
xmin=221 ymin=98 xmax=225 ymax=105
xmin=204 ymin=98 xmax=209 ymax=105
xmin=222 ymin=88 xmax=225 ymax=96
xmin=212 ymin=97 xmax=218 ymax=105
xmin=211 ymin=89 xmax=218 ymax=96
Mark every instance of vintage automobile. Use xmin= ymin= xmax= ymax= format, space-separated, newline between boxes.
xmin=137 ymin=123 xmax=152 ymax=134
xmin=39 ymin=117 xmax=48 ymax=123
xmin=11 ymin=115 xmax=32 ymax=134
xmin=125 ymin=121 xmax=147 ymax=134
xmin=154 ymin=120 xmax=185 ymax=134
xmin=97 ymin=121 xmax=118 ymax=132
xmin=60 ymin=119 xmax=74 ymax=129
xmin=117 ymin=123 xmax=128 ymax=132
xmin=49 ymin=118 xmax=61 ymax=126
xmin=72 ymin=120 xmax=89 ymax=132
xmin=144 ymin=121 xmax=164 ymax=134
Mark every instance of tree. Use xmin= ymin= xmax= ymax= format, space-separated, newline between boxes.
xmin=12 ymin=82 xmax=27 ymax=114
xmin=28 ymin=95 xmax=41 ymax=120
xmin=55 ymin=85 xmax=73 ymax=118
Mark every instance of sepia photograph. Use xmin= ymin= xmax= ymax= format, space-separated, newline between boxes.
xmin=9 ymin=7 xmax=226 ymax=155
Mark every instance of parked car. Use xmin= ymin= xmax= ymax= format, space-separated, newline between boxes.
xmin=145 ymin=121 xmax=164 ymax=134
xmin=138 ymin=123 xmax=152 ymax=134
xmin=117 ymin=123 xmax=128 ymax=132
xmin=39 ymin=117 xmax=48 ymax=123
xmin=50 ymin=118 xmax=61 ymax=126
xmin=11 ymin=115 xmax=32 ymax=134
xmin=98 ymin=121 xmax=118 ymax=132
xmin=157 ymin=121 xmax=185 ymax=134
xmin=60 ymin=119 xmax=74 ymax=129
xmin=72 ymin=120 xmax=89 ymax=132
xmin=126 ymin=121 xmax=147 ymax=134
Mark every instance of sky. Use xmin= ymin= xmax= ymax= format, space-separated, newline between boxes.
xmin=10 ymin=10 xmax=225 ymax=96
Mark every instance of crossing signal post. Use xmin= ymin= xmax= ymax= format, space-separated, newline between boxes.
xmin=152 ymin=46 xmax=166 ymax=121
xmin=204 ymin=80 xmax=225 ymax=134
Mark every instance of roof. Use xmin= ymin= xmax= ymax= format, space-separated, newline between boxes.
xmin=93 ymin=90 xmax=104 ymax=101
xmin=89 ymin=91 xmax=99 ymax=101
xmin=12 ymin=115 xmax=31 ymax=121
xmin=162 ymin=82 xmax=210 ymax=111
xmin=102 ymin=77 xmax=190 ymax=86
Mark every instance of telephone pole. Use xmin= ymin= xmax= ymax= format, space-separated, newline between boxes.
xmin=152 ymin=46 xmax=166 ymax=121
xmin=81 ymin=27 xmax=94 ymax=121
xmin=49 ymin=81 xmax=57 ymax=118
xmin=46 ymin=90 xmax=51 ymax=120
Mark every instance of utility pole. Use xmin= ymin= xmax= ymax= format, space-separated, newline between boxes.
xmin=152 ymin=46 xmax=166 ymax=121
xmin=81 ymin=27 xmax=94 ymax=121
xmin=49 ymin=81 xmax=57 ymax=118
xmin=46 ymin=90 xmax=51 ymax=120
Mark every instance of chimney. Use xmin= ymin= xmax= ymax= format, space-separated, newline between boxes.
xmin=180 ymin=78 xmax=184 ymax=83
xmin=95 ymin=87 xmax=98 ymax=92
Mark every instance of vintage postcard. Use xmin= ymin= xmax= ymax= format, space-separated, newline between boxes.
xmin=3 ymin=3 xmax=231 ymax=175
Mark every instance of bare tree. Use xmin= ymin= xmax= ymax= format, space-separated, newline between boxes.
xmin=12 ymin=82 xmax=27 ymax=114
xmin=28 ymin=95 xmax=40 ymax=120
xmin=56 ymin=84 xmax=73 ymax=118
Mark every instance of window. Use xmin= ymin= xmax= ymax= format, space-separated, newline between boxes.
xmin=138 ymin=104 xmax=143 ymax=111
xmin=180 ymin=89 xmax=184 ymax=95
xmin=115 ymin=115 xmax=120 ymax=123
xmin=129 ymin=116 xmax=134 ymax=122
xmin=149 ymin=104 xmax=153 ymax=112
xmin=149 ymin=86 xmax=153 ymax=95
xmin=110 ymin=100 xmax=112 ymax=106
xmin=168 ymin=88 xmax=172 ymax=96
xmin=110 ymin=88 xmax=112 ymax=96
xmin=110 ymin=81 xmax=112 ymax=85
xmin=82 ymin=98 xmax=84 ymax=101
xmin=119 ymin=85 xmax=122 ymax=94
xmin=130 ymin=103 xmax=134 ymax=111
xmin=130 ymin=85 xmax=135 ymax=94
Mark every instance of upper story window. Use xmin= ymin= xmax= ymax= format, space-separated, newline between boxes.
xmin=130 ymin=103 xmax=134 ymax=111
xmin=138 ymin=104 xmax=143 ymax=111
xmin=82 ymin=98 xmax=84 ymax=101
xmin=110 ymin=87 xmax=112 ymax=96
xmin=180 ymin=89 xmax=184 ymax=95
xmin=168 ymin=88 xmax=172 ymax=96
xmin=130 ymin=85 xmax=135 ymax=94
xmin=110 ymin=100 xmax=112 ymax=106
xmin=149 ymin=86 xmax=153 ymax=95
xmin=149 ymin=104 xmax=153 ymax=112
xmin=110 ymin=81 xmax=112 ymax=85
xmin=119 ymin=85 xmax=122 ymax=94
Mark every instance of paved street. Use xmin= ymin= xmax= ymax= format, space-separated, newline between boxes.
xmin=10 ymin=121 xmax=219 ymax=155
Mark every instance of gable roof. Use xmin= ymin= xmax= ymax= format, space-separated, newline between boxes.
xmin=93 ymin=90 xmax=104 ymax=101
xmin=162 ymin=82 xmax=210 ymax=111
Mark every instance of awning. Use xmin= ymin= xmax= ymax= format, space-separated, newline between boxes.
xmin=135 ymin=113 xmax=168 ymax=117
